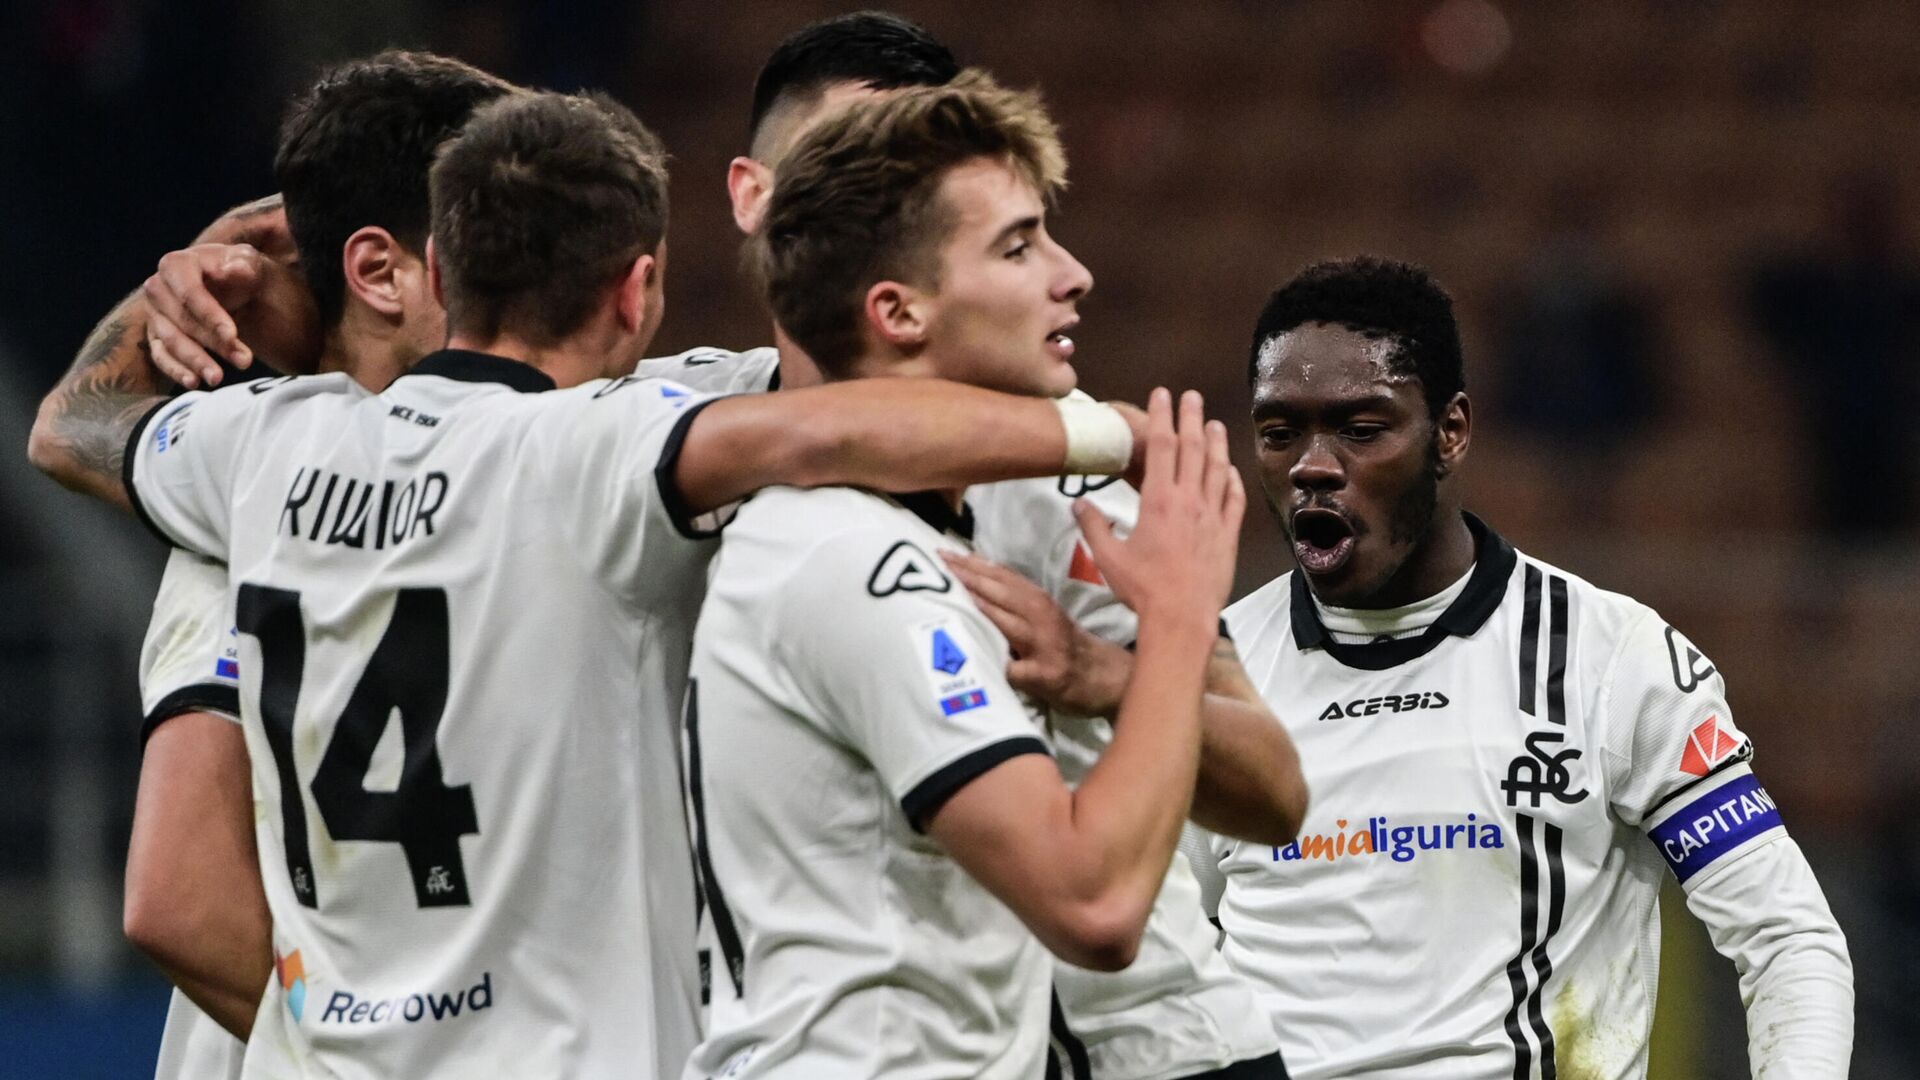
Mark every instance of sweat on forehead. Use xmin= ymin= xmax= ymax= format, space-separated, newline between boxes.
xmin=1253 ymin=323 xmax=1416 ymax=386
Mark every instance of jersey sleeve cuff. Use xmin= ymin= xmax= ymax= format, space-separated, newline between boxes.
xmin=653 ymin=396 xmax=738 ymax=540
xmin=123 ymin=398 xmax=179 ymax=547
xmin=141 ymin=683 xmax=241 ymax=744
xmin=900 ymin=735 xmax=1051 ymax=833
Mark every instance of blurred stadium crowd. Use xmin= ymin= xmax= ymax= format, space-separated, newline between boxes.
xmin=0 ymin=1 xmax=1914 ymax=1076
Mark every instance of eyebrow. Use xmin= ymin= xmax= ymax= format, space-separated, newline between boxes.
xmin=1252 ymin=392 xmax=1399 ymax=420
xmin=989 ymin=215 xmax=1041 ymax=251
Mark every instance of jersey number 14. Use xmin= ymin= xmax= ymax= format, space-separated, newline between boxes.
xmin=236 ymin=584 xmax=480 ymax=909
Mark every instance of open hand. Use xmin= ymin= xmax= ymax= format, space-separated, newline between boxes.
xmin=1075 ymin=388 xmax=1243 ymax=629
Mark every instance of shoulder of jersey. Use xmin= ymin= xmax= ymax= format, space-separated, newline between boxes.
xmin=737 ymin=483 xmax=911 ymax=536
xmin=1513 ymin=550 xmax=1656 ymax=643
xmin=1223 ymin=570 xmax=1296 ymax=646
xmin=633 ymin=345 xmax=779 ymax=394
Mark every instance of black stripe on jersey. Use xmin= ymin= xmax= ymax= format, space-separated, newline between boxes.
xmin=141 ymin=683 xmax=241 ymax=744
xmin=684 ymin=680 xmax=748 ymax=997
xmin=1517 ymin=565 xmax=1542 ymax=716
xmin=1546 ymin=576 xmax=1570 ymax=727
xmin=1503 ymin=814 xmax=1567 ymax=1079
xmin=1645 ymin=747 xmax=1756 ymax=820
xmin=1526 ymin=823 xmax=1568 ymax=1077
xmin=654 ymin=397 xmax=731 ymax=540
xmin=900 ymin=736 xmax=1051 ymax=833
xmin=123 ymin=399 xmax=178 ymax=548
xmin=1501 ymin=813 xmax=1541 ymax=1080
xmin=1045 ymin=989 xmax=1093 ymax=1080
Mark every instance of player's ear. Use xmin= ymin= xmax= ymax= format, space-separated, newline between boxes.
xmin=342 ymin=226 xmax=407 ymax=319
xmin=615 ymin=251 xmax=657 ymax=335
xmin=728 ymin=156 xmax=773 ymax=236
xmin=865 ymin=279 xmax=929 ymax=354
xmin=426 ymin=236 xmax=445 ymax=309
xmin=1434 ymin=392 xmax=1472 ymax=477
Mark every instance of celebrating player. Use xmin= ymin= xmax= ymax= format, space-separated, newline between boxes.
xmin=29 ymin=89 xmax=1149 ymax=1077
xmin=74 ymin=50 xmax=520 ymax=1080
xmin=1185 ymin=257 xmax=1855 ymax=1078
xmin=684 ymin=75 xmax=1245 ymax=1078
xmin=642 ymin=18 xmax=1300 ymax=1077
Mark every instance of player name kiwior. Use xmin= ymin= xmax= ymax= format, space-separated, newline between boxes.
xmin=280 ymin=466 xmax=450 ymax=550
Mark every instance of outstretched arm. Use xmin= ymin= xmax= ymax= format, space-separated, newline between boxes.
xmin=673 ymin=379 xmax=1141 ymax=513
xmin=943 ymin=550 xmax=1307 ymax=845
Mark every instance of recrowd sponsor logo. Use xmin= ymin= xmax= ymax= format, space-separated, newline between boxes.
xmin=1273 ymin=813 xmax=1505 ymax=864
xmin=1649 ymin=772 xmax=1782 ymax=884
xmin=319 ymin=972 xmax=495 ymax=1026
xmin=1318 ymin=691 xmax=1450 ymax=721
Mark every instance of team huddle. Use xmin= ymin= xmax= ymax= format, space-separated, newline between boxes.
xmin=27 ymin=12 xmax=1855 ymax=1080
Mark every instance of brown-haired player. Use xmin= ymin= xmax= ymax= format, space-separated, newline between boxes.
xmin=29 ymin=88 xmax=1152 ymax=1078
xmin=681 ymin=72 xmax=1243 ymax=1079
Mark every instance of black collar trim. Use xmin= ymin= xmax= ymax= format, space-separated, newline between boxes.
xmin=892 ymin=491 xmax=976 ymax=541
xmin=407 ymin=349 xmax=556 ymax=393
xmin=1289 ymin=512 xmax=1516 ymax=670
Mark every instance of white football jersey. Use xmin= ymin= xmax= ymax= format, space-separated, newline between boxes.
xmin=644 ymin=345 xmax=1282 ymax=1080
xmin=127 ymin=349 xmax=722 ymax=1080
xmin=683 ymin=485 xmax=1053 ymax=1079
xmin=1205 ymin=514 xmax=1791 ymax=1080
xmin=139 ymin=549 xmax=247 ymax=1080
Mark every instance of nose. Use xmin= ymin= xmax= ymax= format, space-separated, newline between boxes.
xmin=1289 ymin=433 xmax=1345 ymax=491
xmin=1055 ymin=248 xmax=1093 ymax=303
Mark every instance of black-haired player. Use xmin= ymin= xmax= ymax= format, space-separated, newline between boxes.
xmin=1185 ymin=256 xmax=1854 ymax=1079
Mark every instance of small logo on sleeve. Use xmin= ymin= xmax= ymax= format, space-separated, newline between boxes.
xmin=940 ymin=689 xmax=989 ymax=716
xmin=931 ymin=628 xmax=968 ymax=675
xmin=868 ymin=541 xmax=952 ymax=597
xmin=1067 ymin=541 xmax=1106 ymax=586
xmin=153 ymin=402 xmax=193 ymax=452
xmin=1678 ymin=715 xmax=1743 ymax=777
xmin=915 ymin=619 xmax=991 ymax=718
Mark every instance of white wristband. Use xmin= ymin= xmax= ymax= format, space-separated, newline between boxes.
xmin=1054 ymin=397 xmax=1134 ymax=476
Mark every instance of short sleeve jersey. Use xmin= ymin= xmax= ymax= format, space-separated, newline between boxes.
xmin=137 ymin=549 xmax=246 ymax=1080
xmin=644 ymin=345 xmax=1279 ymax=1080
xmin=683 ymin=485 xmax=1053 ymax=1080
xmin=126 ymin=349 xmax=723 ymax=1080
xmin=1209 ymin=514 xmax=1787 ymax=1080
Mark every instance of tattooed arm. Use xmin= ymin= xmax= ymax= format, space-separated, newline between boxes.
xmin=27 ymin=195 xmax=295 ymax=510
xmin=26 ymin=294 xmax=172 ymax=511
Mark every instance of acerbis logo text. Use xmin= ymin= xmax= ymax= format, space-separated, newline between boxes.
xmin=1318 ymin=691 xmax=1449 ymax=722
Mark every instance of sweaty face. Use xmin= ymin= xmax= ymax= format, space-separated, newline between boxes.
xmin=1251 ymin=322 xmax=1444 ymax=607
xmin=917 ymin=158 xmax=1090 ymax=398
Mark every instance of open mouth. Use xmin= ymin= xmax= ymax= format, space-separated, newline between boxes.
xmin=1045 ymin=319 xmax=1077 ymax=360
xmin=1291 ymin=507 xmax=1357 ymax=575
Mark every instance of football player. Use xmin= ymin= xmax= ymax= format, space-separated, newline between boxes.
xmin=683 ymin=74 xmax=1243 ymax=1078
xmin=1186 ymin=257 xmax=1855 ymax=1079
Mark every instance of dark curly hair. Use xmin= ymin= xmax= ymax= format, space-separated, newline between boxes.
xmin=1249 ymin=257 xmax=1465 ymax=418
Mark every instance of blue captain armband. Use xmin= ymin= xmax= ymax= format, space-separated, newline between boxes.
xmin=1645 ymin=766 xmax=1785 ymax=885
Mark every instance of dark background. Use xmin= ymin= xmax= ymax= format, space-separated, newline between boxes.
xmin=1 ymin=1 xmax=1914 ymax=1076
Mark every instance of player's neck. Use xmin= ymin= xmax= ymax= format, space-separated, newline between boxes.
xmin=319 ymin=318 xmax=413 ymax=394
xmin=771 ymin=323 xmax=825 ymax=389
xmin=444 ymin=330 xmax=613 ymax=390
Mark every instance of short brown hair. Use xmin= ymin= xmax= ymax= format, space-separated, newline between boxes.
xmin=430 ymin=91 xmax=669 ymax=345
xmin=754 ymin=69 xmax=1067 ymax=375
